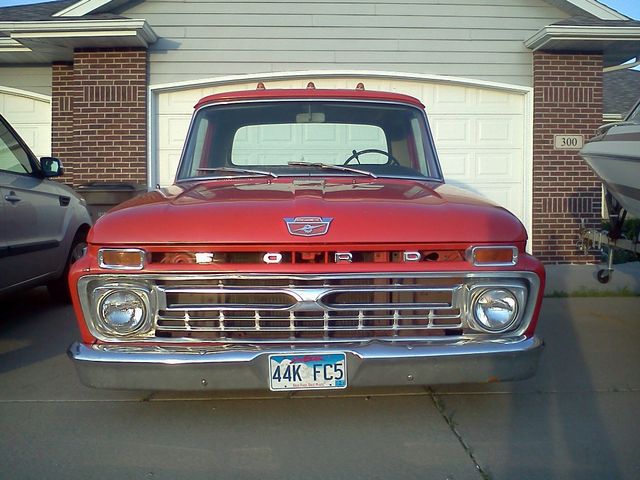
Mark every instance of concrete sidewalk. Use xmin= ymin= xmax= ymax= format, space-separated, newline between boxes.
xmin=545 ymin=261 xmax=640 ymax=295
xmin=0 ymin=288 xmax=638 ymax=479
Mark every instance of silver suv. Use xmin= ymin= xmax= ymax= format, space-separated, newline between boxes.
xmin=0 ymin=114 xmax=91 ymax=300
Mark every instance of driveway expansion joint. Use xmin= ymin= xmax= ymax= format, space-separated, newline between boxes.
xmin=428 ymin=387 xmax=492 ymax=480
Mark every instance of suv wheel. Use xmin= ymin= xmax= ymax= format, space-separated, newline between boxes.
xmin=47 ymin=234 xmax=87 ymax=302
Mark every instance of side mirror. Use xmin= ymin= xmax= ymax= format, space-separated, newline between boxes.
xmin=40 ymin=157 xmax=64 ymax=177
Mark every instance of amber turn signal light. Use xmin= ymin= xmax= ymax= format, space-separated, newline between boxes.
xmin=467 ymin=246 xmax=518 ymax=266
xmin=98 ymin=248 xmax=146 ymax=270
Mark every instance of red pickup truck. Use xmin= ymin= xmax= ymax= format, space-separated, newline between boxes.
xmin=68 ymin=86 xmax=545 ymax=391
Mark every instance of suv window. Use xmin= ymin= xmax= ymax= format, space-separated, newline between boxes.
xmin=0 ymin=121 xmax=33 ymax=174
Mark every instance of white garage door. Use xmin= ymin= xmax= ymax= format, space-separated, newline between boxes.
xmin=153 ymin=75 xmax=529 ymax=228
xmin=0 ymin=88 xmax=51 ymax=158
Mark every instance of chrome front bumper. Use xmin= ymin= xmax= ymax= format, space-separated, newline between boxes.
xmin=68 ymin=336 xmax=544 ymax=391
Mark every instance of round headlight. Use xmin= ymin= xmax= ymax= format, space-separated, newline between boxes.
xmin=473 ymin=289 xmax=519 ymax=332
xmin=99 ymin=290 xmax=146 ymax=334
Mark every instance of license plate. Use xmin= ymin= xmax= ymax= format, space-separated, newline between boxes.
xmin=268 ymin=353 xmax=347 ymax=391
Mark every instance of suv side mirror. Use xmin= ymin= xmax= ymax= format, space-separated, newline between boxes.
xmin=40 ymin=157 xmax=64 ymax=177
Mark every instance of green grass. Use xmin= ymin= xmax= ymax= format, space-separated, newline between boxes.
xmin=545 ymin=287 xmax=639 ymax=298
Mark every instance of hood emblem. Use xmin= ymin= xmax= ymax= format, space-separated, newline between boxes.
xmin=285 ymin=216 xmax=333 ymax=237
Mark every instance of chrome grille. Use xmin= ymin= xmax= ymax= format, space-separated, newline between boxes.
xmin=155 ymin=276 xmax=464 ymax=342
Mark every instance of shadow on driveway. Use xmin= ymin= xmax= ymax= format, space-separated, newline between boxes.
xmin=0 ymin=287 xmax=77 ymax=375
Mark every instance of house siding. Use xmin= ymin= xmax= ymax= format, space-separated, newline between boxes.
xmin=119 ymin=0 xmax=570 ymax=87
xmin=0 ymin=65 xmax=52 ymax=96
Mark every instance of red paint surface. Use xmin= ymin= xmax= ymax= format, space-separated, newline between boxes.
xmin=89 ymin=179 xmax=527 ymax=246
xmin=194 ymin=88 xmax=425 ymax=110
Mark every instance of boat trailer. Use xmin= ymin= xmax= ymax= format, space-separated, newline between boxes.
xmin=578 ymin=192 xmax=639 ymax=283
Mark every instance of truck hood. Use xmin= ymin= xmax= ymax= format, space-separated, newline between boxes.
xmin=89 ymin=178 xmax=526 ymax=245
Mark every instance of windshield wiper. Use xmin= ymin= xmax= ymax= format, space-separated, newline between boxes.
xmin=287 ymin=161 xmax=377 ymax=179
xmin=196 ymin=167 xmax=278 ymax=178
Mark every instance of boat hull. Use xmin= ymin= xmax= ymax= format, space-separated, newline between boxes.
xmin=580 ymin=125 xmax=640 ymax=218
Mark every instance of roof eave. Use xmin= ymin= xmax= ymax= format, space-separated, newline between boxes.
xmin=0 ymin=19 xmax=156 ymax=63
xmin=525 ymin=25 xmax=640 ymax=67
xmin=0 ymin=18 xmax=157 ymax=45
xmin=525 ymin=25 xmax=640 ymax=50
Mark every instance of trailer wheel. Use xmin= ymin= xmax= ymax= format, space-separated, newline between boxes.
xmin=597 ymin=269 xmax=611 ymax=284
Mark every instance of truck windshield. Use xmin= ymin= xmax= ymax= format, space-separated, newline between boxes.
xmin=177 ymin=100 xmax=442 ymax=181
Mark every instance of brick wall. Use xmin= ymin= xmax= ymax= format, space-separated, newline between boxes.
xmin=532 ymin=52 xmax=603 ymax=263
xmin=51 ymin=62 xmax=74 ymax=180
xmin=52 ymin=48 xmax=148 ymax=186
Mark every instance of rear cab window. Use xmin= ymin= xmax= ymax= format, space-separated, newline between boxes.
xmin=178 ymin=100 xmax=441 ymax=181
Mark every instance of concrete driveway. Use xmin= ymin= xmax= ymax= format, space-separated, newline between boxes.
xmin=1 ymin=288 xmax=638 ymax=479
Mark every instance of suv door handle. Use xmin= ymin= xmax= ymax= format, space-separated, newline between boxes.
xmin=4 ymin=192 xmax=21 ymax=203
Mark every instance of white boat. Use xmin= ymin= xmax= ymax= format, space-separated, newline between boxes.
xmin=579 ymin=98 xmax=639 ymax=283
xmin=580 ymin=98 xmax=640 ymax=218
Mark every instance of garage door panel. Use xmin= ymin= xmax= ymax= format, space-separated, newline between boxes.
xmin=439 ymin=150 xmax=522 ymax=181
xmin=0 ymin=90 xmax=51 ymax=158
xmin=475 ymin=184 xmax=524 ymax=220
xmin=430 ymin=117 xmax=472 ymax=145
xmin=159 ymin=150 xmax=182 ymax=186
xmin=434 ymin=84 xmax=470 ymax=107
xmin=159 ymin=115 xmax=192 ymax=149
xmin=2 ymin=95 xmax=49 ymax=119
xmin=14 ymin=127 xmax=50 ymax=159
xmin=160 ymin=89 xmax=209 ymax=110
xmin=476 ymin=116 xmax=522 ymax=147
xmin=445 ymin=179 xmax=523 ymax=219
xmin=476 ymin=150 xmax=523 ymax=180
xmin=438 ymin=152 xmax=471 ymax=177
xmin=476 ymin=88 xmax=524 ymax=114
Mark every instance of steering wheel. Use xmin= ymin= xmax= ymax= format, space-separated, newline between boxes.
xmin=344 ymin=148 xmax=400 ymax=166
